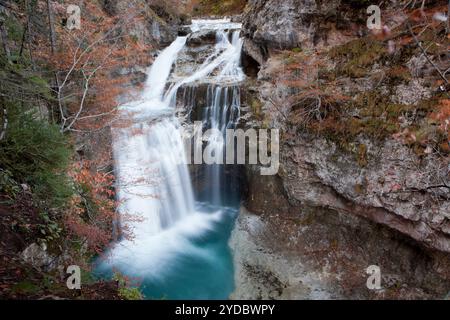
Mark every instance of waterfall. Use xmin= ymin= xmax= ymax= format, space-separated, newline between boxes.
xmin=98 ymin=19 xmax=244 ymax=300
xmin=164 ymin=24 xmax=244 ymax=206
xmin=164 ymin=28 xmax=244 ymax=107
xmin=113 ymin=36 xmax=192 ymax=237
xmin=202 ymin=85 xmax=241 ymax=205
xmin=142 ymin=37 xmax=186 ymax=103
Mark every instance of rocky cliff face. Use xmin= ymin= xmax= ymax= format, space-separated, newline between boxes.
xmin=242 ymin=0 xmax=335 ymax=50
xmin=232 ymin=0 xmax=450 ymax=299
xmin=241 ymin=0 xmax=389 ymax=61
xmin=105 ymin=0 xmax=188 ymax=86
xmin=105 ymin=0 xmax=186 ymax=46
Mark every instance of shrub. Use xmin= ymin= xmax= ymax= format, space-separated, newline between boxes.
xmin=0 ymin=103 xmax=73 ymax=206
xmin=113 ymin=273 xmax=143 ymax=300
xmin=65 ymin=162 xmax=117 ymax=254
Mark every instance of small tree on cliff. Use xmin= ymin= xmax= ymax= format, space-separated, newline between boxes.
xmin=41 ymin=0 xmax=151 ymax=133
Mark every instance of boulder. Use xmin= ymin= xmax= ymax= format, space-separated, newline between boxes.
xmin=21 ymin=243 xmax=57 ymax=271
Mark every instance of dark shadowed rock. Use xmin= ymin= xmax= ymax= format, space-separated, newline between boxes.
xmin=186 ymin=30 xmax=217 ymax=46
xmin=179 ymin=25 xmax=192 ymax=36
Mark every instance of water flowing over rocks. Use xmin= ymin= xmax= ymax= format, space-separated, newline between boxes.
xmin=95 ymin=19 xmax=247 ymax=299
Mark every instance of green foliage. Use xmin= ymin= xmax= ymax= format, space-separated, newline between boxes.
xmin=4 ymin=15 xmax=24 ymax=42
xmin=0 ymin=54 xmax=53 ymax=101
xmin=118 ymin=286 xmax=144 ymax=300
xmin=37 ymin=211 xmax=63 ymax=245
xmin=11 ymin=281 xmax=40 ymax=295
xmin=0 ymin=169 xmax=21 ymax=197
xmin=0 ymin=103 xmax=73 ymax=206
xmin=81 ymin=268 xmax=97 ymax=285
xmin=113 ymin=272 xmax=143 ymax=300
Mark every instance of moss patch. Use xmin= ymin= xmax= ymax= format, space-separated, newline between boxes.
xmin=192 ymin=0 xmax=247 ymax=16
xmin=329 ymin=37 xmax=387 ymax=78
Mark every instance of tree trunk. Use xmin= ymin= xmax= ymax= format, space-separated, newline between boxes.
xmin=46 ymin=0 xmax=56 ymax=54
xmin=19 ymin=0 xmax=30 ymax=58
xmin=0 ymin=107 xmax=7 ymax=142
xmin=19 ymin=21 xmax=28 ymax=58
xmin=46 ymin=0 xmax=60 ymax=122
xmin=0 ymin=19 xmax=11 ymax=61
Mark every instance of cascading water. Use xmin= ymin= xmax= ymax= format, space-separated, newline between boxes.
xmin=96 ymin=19 xmax=245 ymax=300
xmin=112 ymin=36 xmax=193 ymax=236
xmin=201 ymin=84 xmax=241 ymax=206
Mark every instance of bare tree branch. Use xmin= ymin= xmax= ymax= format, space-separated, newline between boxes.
xmin=407 ymin=21 xmax=449 ymax=85
xmin=0 ymin=107 xmax=7 ymax=142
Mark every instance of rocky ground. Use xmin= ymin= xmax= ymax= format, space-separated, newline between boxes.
xmin=0 ymin=193 xmax=121 ymax=299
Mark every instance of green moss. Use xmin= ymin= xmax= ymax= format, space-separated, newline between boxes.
xmin=250 ymin=98 xmax=263 ymax=120
xmin=118 ymin=287 xmax=143 ymax=300
xmin=194 ymin=0 xmax=247 ymax=16
xmin=12 ymin=281 xmax=40 ymax=295
xmin=0 ymin=169 xmax=20 ymax=198
xmin=4 ymin=16 xmax=24 ymax=42
xmin=308 ymin=89 xmax=447 ymax=158
xmin=318 ymin=67 xmax=336 ymax=81
xmin=385 ymin=66 xmax=412 ymax=85
xmin=329 ymin=38 xmax=387 ymax=78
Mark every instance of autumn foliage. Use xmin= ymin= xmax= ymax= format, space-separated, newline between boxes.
xmin=0 ymin=0 xmax=159 ymax=256
xmin=35 ymin=1 xmax=152 ymax=132
xmin=65 ymin=161 xmax=117 ymax=254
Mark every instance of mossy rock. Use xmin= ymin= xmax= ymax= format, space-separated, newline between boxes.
xmin=195 ymin=0 xmax=247 ymax=16
xmin=329 ymin=37 xmax=387 ymax=78
xmin=385 ymin=66 xmax=412 ymax=85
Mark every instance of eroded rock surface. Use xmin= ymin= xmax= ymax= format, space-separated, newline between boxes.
xmin=231 ymin=0 xmax=450 ymax=299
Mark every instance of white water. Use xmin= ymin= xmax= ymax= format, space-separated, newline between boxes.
xmin=99 ymin=19 xmax=244 ymax=299
xmin=142 ymin=37 xmax=187 ymax=103
xmin=113 ymin=36 xmax=193 ymax=237
xmin=190 ymin=19 xmax=242 ymax=33
xmin=164 ymin=28 xmax=244 ymax=107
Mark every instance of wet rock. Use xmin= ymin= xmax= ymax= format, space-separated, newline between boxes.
xmin=229 ymin=208 xmax=339 ymax=300
xmin=186 ymin=30 xmax=217 ymax=47
xmin=179 ymin=25 xmax=192 ymax=36
xmin=277 ymin=136 xmax=450 ymax=252
xmin=235 ymin=0 xmax=450 ymax=300
xmin=243 ymin=39 xmax=266 ymax=66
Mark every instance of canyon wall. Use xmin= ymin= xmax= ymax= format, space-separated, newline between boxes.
xmin=232 ymin=0 xmax=450 ymax=299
